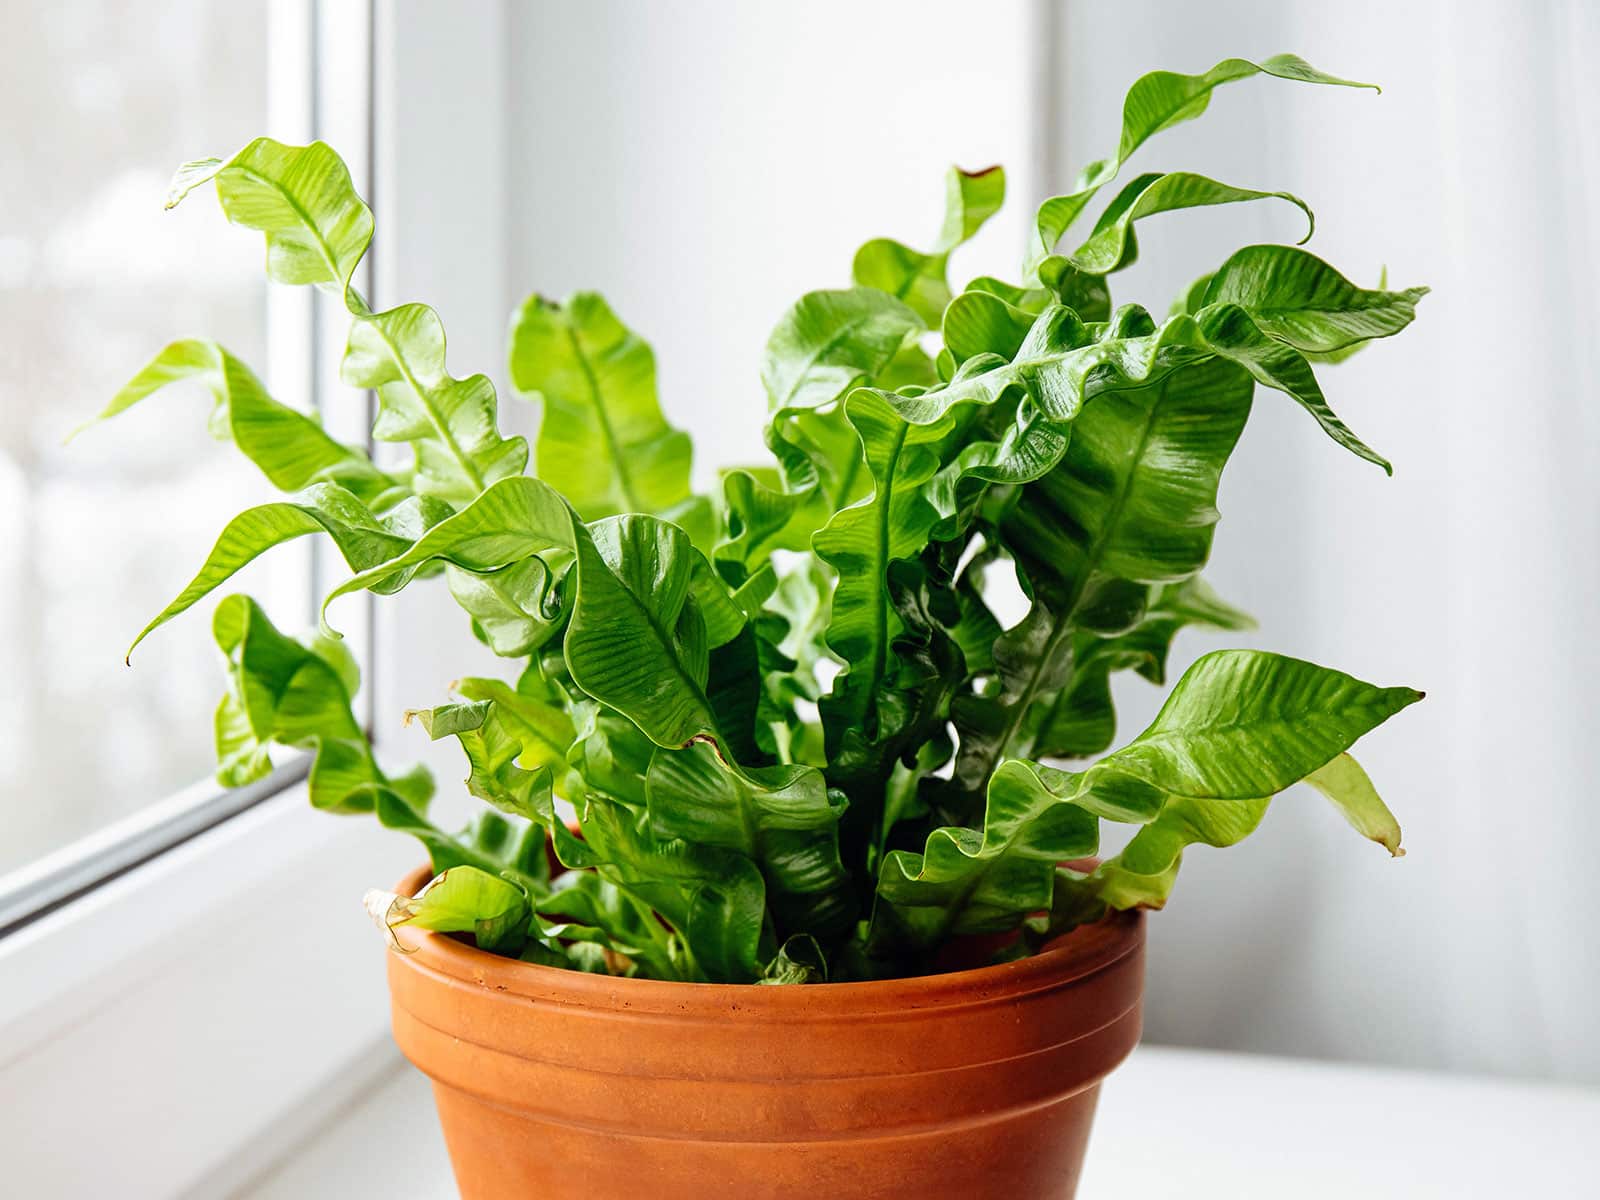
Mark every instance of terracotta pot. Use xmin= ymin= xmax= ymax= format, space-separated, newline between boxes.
xmin=386 ymin=865 xmax=1145 ymax=1200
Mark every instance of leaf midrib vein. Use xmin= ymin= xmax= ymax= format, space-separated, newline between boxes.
xmin=228 ymin=162 xmax=488 ymax=496
xmin=976 ymin=378 xmax=1171 ymax=787
xmin=564 ymin=324 xmax=641 ymax=513
xmin=776 ymin=312 xmax=894 ymax=411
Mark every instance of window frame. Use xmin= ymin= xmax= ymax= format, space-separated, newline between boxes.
xmin=0 ymin=0 xmax=375 ymax=937
xmin=0 ymin=757 xmax=312 ymax=937
xmin=0 ymin=3 xmax=446 ymax=1194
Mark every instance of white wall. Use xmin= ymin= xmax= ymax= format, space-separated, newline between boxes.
xmin=1052 ymin=0 xmax=1600 ymax=1084
xmin=501 ymin=0 xmax=1044 ymax=483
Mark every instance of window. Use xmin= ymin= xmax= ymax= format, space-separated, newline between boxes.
xmin=0 ymin=1 xmax=356 ymax=927
xmin=0 ymin=6 xmax=402 ymax=1195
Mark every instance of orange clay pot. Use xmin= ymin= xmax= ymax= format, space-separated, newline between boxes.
xmin=386 ymin=865 xmax=1145 ymax=1200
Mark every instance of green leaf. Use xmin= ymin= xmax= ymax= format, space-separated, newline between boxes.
xmin=688 ymin=552 xmax=748 ymax=649
xmin=873 ymin=760 xmax=1114 ymax=955
xmin=1194 ymin=302 xmax=1391 ymax=472
xmin=129 ymin=484 xmax=448 ymax=661
xmin=1056 ymin=171 xmax=1314 ymax=277
xmin=699 ymin=626 xmax=767 ymax=765
xmin=813 ymin=390 xmax=953 ymax=764
xmin=1065 ymin=751 xmax=1403 ymax=916
xmin=447 ymin=556 xmax=568 ymax=658
xmin=405 ymin=695 xmax=555 ymax=822
xmin=949 ymin=352 xmax=1255 ymax=806
xmin=320 ymin=475 xmax=581 ymax=609
xmin=750 ymin=289 xmax=936 ymax=584
xmin=1025 ymin=54 xmax=1375 ymax=276
xmin=717 ymin=464 xmax=834 ymax=569
xmin=565 ymin=702 xmax=657 ymax=809
xmin=343 ymin=303 xmax=530 ymax=505
xmin=324 ymin=480 xmax=732 ymax=752
xmin=539 ymin=791 xmax=771 ymax=983
xmin=762 ymin=287 xmax=923 ymax=414
xmin=1036 ymin=260 xmax=1114 ymax=321
xmin=508 ymin=291 xmax=704 ymax=525
xmin=1009 ymin=354 xmax=1254 ymax=594
xmin=1084 ymin=793 xmax=1272 ymax=910
xmin=942 ymin=289 xmax=1037 ymax=366
xmin=883 ymin=650 xmax=1417 ymax=948
xmin=1305 ymin=752 xmax=1406 ymax=856
xmin=1109 ymin=649 xmax=1423 ymax=798
xmin=211 ymin=594 xmax=425 ymax=815
xmin=852 ymin=165 xmax=1006 ymax=324
xmin=645 ymin=741 xmax=853 ymax=939
xmin=373 ymin=865 xmax=530 ymax=952
xmin=1032 ymin=577 xmax=1256 ymax=760
xmin=537 ymin=870 xmax=685 ymax=980
xmin=571 ymin=516 xmax=721 ymax=746
xmin=455 ymin=671 xmax=578 ymax=779
xmin=1202 ymin=244 xmax=1429 ymax=353
xmin=74 ymin=340 xmax=401 ymax=509
xmin=758 ymin=934 xmax=829 ymax=985
xmin=165 ymin=156 xmax=224 ymax=207
xmin=170 ymin=137 xmax=527 ymax=505
xmin=964 ymin=275 xmax=1055 ymax=314
xmin=198 ymin=139 xmax=372 ymax=289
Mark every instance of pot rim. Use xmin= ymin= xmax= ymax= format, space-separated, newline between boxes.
xmin=391 ymin=864 xmax=1144 ymax=1017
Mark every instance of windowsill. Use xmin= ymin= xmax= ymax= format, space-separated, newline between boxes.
xmin=0 ymin=783 xmax=421 ymax=1198
xmin=237 ymin=1043 xmax=1600 ymax=1198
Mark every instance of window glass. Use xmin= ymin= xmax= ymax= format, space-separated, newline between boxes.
xmin=0 ymin=0 xmax=309 ymax=875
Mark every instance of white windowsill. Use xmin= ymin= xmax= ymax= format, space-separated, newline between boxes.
xmin=238 ymin=1043 xmax=1599 ymax=1199
xmin=0 ymin=782 xmax=422 ymax=1199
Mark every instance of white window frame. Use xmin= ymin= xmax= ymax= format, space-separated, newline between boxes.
xmin=0 ymin=3 xmax=509 ymax=1195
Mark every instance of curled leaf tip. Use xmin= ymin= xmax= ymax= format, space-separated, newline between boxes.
xmin=123 ymin=625 xmax=159 ymax=666
xmin=1291 ymin=200 xmax=1316 ymax=245
xmin=317 ymin=605 xmax=344 ymax=641
xmin=362 ymin=888 xmax=417 ymax=953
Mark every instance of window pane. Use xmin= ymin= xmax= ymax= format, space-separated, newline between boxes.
xmin=0 ymin=0 xmax=309 ymax=876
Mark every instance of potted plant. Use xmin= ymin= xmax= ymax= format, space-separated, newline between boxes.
xmin=79 ymin=53 xmax=1425 ymax=1200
